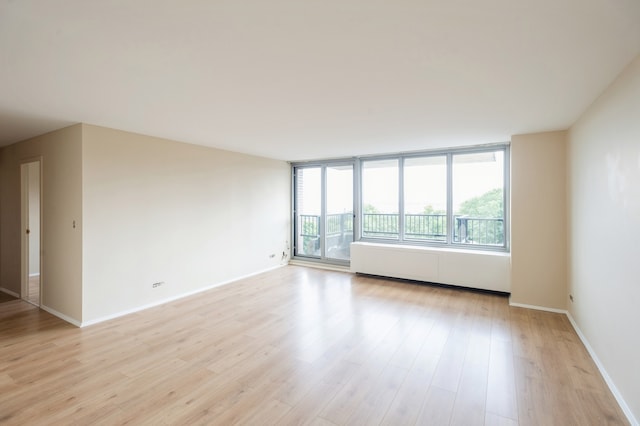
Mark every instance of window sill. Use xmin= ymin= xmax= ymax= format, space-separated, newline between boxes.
xmin=355 ymin=240 xmax=510 ymax=256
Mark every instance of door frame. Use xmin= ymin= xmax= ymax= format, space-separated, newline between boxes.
xmin=20 ymin=157 xmax=43 ymax=306
xmin=292 ymin=160 xmax=355 ymax=266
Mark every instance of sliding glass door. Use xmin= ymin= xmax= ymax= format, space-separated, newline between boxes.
xmin=294 ymin=167 xmax=322 ymax=258
xmin=294 ymin=163 xmax=354 ymax=263
xmin=325 ymin=165 xmax=353 ymax=261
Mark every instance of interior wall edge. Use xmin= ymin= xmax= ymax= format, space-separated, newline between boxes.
xmin=509 ymin=130 xmax=568 ymax=310
xmin=40 ymin=304 xmax=82 ymax=328
xmin=507 ymin=301 xmax=567 ymax=314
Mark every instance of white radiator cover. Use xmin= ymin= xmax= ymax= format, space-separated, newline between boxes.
xmin=350 ymin=242 xmax=511 ymax=293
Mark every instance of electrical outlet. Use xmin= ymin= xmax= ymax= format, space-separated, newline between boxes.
xmin=152 ymin=281 xmax=164 ymax=288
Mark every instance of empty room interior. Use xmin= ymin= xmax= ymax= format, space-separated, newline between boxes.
xmin=1 ymin=1 xmax=639 ymax=425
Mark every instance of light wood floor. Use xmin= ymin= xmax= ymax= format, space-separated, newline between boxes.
xmin=0 ymin=291 xmax=16 ymax=304
xmin=27 ymin=275 xmax=40 ymax=306
xmin=0 ymin=266 xmax=628 ymax=425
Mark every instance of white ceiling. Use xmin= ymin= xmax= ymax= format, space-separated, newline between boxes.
xmin=1 ymin=1 xmax=639 ymax=161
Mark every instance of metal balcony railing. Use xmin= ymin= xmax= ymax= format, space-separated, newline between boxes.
xmin=299 ymin=213 xmax=354 ymax=237
xmin=362 ymin=213 xmax=398 ymax=237
xmin=453 ymin=216 xmax=504 ymax=245
xmin=298 ymin=213 xmax=354 ymax=258
xmin=298 ymin=213 xmax=504 ymax=248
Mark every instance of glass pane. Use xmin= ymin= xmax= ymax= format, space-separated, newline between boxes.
xmin=295 ymin=167 xmax=321 ymax=257
xmin=404 ymin=156 xmax=447 ymax=242
xmin=362 ymin=159 xmax=399 ymax=239
xmin=326 ymin=165 xmax=353 ymax=261
xmin=452 ymin=150 xmax=505 ymax=246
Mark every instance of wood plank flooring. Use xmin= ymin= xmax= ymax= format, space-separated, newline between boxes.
xmin=0 ymin=291 xmax=16 ymax=304
xmin=0 ymin=266 xmax=628 ymax=425
xmin=27 ymin=275 xmax=40 ymax=306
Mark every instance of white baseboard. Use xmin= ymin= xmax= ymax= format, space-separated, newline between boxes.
xmin=508 ymin=299 xmax=637 ymax=426
xmin=508 ymin=300 xmax=567 ymax=314
xmin=29 ymin=273 xmax=40 ymax=278
xmin=565 ymin=312 xmax=638 ymax=426
xmin=0 ymin=287 xmax=20 ymax=298
xmin=80 ymin=264 xmax=285 ymax=328
xmin=40 ymin=305 xmax=82 ymax=328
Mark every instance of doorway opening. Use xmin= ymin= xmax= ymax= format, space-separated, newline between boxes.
xmin=21 ymin=160 xmax=41 ymax=307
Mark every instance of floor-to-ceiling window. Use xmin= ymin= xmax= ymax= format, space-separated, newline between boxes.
xmin=292 ymin=144 xmax=509 ymax=265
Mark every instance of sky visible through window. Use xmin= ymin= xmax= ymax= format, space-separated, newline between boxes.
xmin=299 ymin=151 xmax=504 ymax=216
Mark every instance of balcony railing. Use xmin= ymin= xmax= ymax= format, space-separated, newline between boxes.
xmin=362 ymin=213 xmax=398 ymax=237
xmin=300 ymin=213 xmax=504 ymax=247
xmin=299 ymin=213 xmax=354 ymax=238
xmin=454 ymin=216 xmax=504 ymax=245
xmin=299 ymin=213 xmax=354 ymax=258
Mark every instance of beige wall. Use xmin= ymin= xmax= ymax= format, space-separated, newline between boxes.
xmin=81 ymin=124 xmax=291 ymax=323
xmin=0 ymin=149 xmax=2 ymax=293
xmin=0 ymin=125 xmax=83 ymax=321
xmin=567 ymin=55 xmax=640 ymax=421
xmin=510 ymin=131 xmax=567 ymax=310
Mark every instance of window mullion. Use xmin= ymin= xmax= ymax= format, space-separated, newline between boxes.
xmin=320 ymin=165 xmax=327 ymax=259
xmin=503 ymin=146 xmax=510 ymax=250
xmin=446 ymin=153 xmax=453 ymax=245
xmin=354 ymin=159 xmax=361 ymax=241
xmin=399 ymin=157 xmax=405 ymax=242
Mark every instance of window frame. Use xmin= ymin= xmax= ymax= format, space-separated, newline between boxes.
xmin=292 ymin=143 xmax=510 ymax=263
xmin=291 ymin=160 xmax=356 ymax=266
xmin=361 ymin=157 xmax=401 ymax=240
xmin=401 ymin=153 xmax=448 ymax=244
xmin=358 ymin=144 xmax=509 ymax=251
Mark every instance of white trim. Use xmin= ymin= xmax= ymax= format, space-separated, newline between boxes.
xmin=80 ymin=265 xmax=285 ymax=328
xmin=41 ymin=305 xmax=82 ymax=328
xmin=29 ymin=273 xmax=41 ymax=278
xmin=508 ymin=300 xmax=567 ymax=314
xmin=0 ymin=287 xmax=20 ymax=298
xmin=565 ymin=312 xmax=638 ymax=426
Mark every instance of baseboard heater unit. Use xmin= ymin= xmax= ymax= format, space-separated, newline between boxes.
xmin=350 ymin=242 xmax=511 ymax=293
